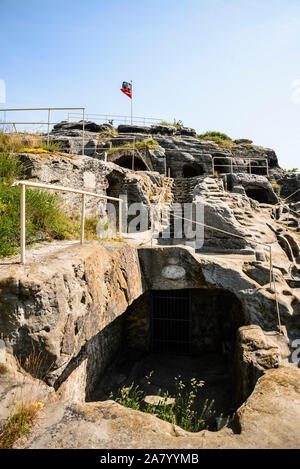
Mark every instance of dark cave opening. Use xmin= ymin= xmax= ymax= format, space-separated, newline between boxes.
xmin=90 ymin=288 xmax=245 ymax=428
xmin=182 ymin=164 xmax=204 ymax=178
xmin=245 ymin=187 xmax=273 ymax=204
xmin=113 ymin=154 xmax=147 ymax=171
xmin=213 ymin=158 xmax=232 ymax=174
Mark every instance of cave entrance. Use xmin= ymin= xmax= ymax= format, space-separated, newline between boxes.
xmin=245 ymin=186 xmax=272 ymax=204
xmin=151 ymin=289 xmax=192 ymax=355
xmin=114 ymin=154 xmax=147 ymax=171
xmin=182 ymin=164 xmax=204 ymax=178
xmin=90 ymin=287 xmax=245 ymax=429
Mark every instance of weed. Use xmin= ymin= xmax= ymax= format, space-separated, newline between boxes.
xmin=282 ymin=168 xmax=298 ymax=173
xmin=114 ymin=375 xmax=233 ymax=433
xmin=0 ymin=349 xmax=51 ymax=449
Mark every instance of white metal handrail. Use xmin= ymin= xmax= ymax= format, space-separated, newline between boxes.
xmin=0 ymin=107 xmax=86 ymax=155
xmin=67 ymin=112 xmax=163 ymax=126
xmin=11 ymin=181 xmax=123 ymax=265
xmin=212 ymin=156 xmax=269 ymax=176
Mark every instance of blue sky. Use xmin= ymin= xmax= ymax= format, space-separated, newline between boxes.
xmin=1 ymin=0 xmax=300 ymax=168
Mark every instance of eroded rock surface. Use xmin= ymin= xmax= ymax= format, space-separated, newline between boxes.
xmin=13 ymin=365 xmax=300 ymax=449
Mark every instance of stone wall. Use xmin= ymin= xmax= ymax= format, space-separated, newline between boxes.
xmin=0 ymin=242 xmax=143 ymax=395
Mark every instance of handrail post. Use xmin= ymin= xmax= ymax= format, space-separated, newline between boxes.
xmin=80 ymin=193 xmax=86 ymax=244
xmin=266 ymin=159 xmax=269 ymax=177
xmin=82 ymin=108 xmax=85 ymax=156
xmin=230 ymin=157 xmax=233 ymax=174
xmin=132 ymin=137 xmax=135 ymax=170
xmin=20 ymin=183 xmax=26 ymax=265
xmin=212 ymin=157 xmax=215 ymax=175
xmin=119 ymin=200 xmax=123 ymax=238
xmin=249 ymin=159 xmax=251 ymax=175
xmin=269 ymin=245 xmax=272 ymax=289
xmin=47 ymin=109 xmax=51 ymax=145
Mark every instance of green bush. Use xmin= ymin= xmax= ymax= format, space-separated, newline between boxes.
xmin=197 ymin=131 xmax=234 ymax=149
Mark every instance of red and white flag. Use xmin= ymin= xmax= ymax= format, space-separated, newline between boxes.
xmin=121 ymin=81 xmax=132 ymax=99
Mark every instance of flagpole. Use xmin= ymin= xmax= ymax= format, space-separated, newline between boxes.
xmin=131 ymin=80 xmax=133 ymax=125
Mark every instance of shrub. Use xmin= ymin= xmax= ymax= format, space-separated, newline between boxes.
xmin=197 ymin=131 xmax=234 ymax=149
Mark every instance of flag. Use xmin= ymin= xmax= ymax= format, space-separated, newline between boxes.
xmin=121 ymin=81 xmax=132 ymax=99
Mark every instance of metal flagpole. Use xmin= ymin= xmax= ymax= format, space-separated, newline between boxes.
xmin=131 ymin=80 xmax=133 ymax=125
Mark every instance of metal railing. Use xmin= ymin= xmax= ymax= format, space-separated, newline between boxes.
xmin=212 ymin=156 xmax=269 ymax=176
xmin=11 ymin=180 xmax=123 ymax=265
xmin=0 ymin=107 xmax=86 ymax=155
xmin=100 ymin=135 xmax=153 ymax=171
xmin=149 ymin=205 xmax=282 ymax=333
xmin=67 ymin=112 xmax=163 ymax=126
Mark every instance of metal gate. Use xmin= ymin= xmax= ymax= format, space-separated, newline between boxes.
xmin=151 ymin=289 xmax=192 ymax=355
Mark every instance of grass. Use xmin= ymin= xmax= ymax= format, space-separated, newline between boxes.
xmin=197 ymin=131 xmax=234 ymax=149
xmin=0 ymin=348 xmax=50 ymax=449
xmin=113 ymin=375 xmax=233 ymax=433
xmin=107 ymin=138 xmax=159 ymax=155
xmin=0 ymin=148 xmax=108 ymax=258
xmin=270 ymin=179 xmax=281 ymax=191
xmin=98 ymin=128 xmax=118 ymax=139
xmin=0 ymin=180 xmax=76 ymax=257
xmin=0 ymin=131 xmax=62 ymax=154
xmin=160 ymin=119 xmax=184 ymax=128
xmin=0 ymin=402 xmax=42 ymax=449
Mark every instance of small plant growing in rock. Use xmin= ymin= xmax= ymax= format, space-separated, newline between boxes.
xmin=113 ymin=375 xmax=232 ymax=433
xmin=114 ymin=383 xmax=144 ymax=411
xmin=0 ymin=349 xmax=52 ymax=449
xmin=282 ymin=168 xmax=298 ymax=173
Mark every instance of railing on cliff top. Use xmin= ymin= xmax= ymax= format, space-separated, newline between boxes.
xmin=0 ymin=108 xmax=86 ymax=155
xmin=67 ymin=112 xmax=163 ymax=126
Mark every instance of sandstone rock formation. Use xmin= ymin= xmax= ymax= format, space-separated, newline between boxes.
xmin=0 ymin=121 xmax=299 ymax=448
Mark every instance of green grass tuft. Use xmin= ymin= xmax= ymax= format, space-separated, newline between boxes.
xmin=197 ymin=131 xmax=234 ymax=149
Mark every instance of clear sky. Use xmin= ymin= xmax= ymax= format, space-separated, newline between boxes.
xmin=1 ymin=0 xmax=300 ymax=168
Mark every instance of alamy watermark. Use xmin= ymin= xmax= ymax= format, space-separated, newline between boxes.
xmin=291 ymin=339 xmax=300 ymax=365
xmin=0 ymin=79 xmax=5 ymax=104
xmin=96 ymin=197 xmax=205 ymax=249
xmin=0 ymin=339 xmax=5 ymax=363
